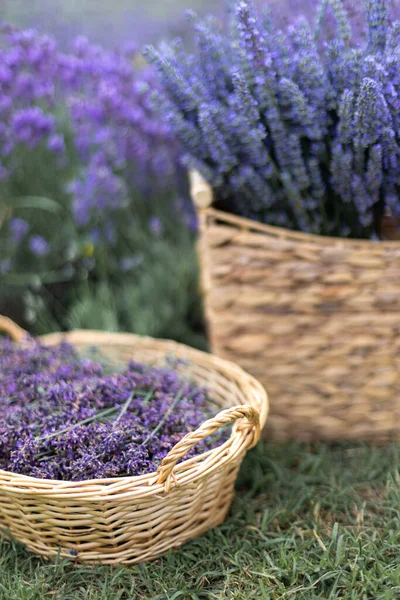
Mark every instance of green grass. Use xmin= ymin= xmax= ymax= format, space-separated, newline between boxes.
xmin=2 ymin=442 xmax=400 ymax=599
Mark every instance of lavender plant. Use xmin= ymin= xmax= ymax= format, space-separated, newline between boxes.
xmin=0 ymin=25 xmax=176 ymax=234
xmin=146 ymin=0 xmax=400 ymax=239
xmin=0 ymin=24 xmax=196 ymax=333
xmin=0 ymin=335 xmax=224 ymax=481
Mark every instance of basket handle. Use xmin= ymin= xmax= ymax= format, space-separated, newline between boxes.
xmin=189 ymin=170 xmax=213 ymax=210
xmin=155 ymin=404 xmax=260 ymax=487
xmin=0 ymin=315 xmax=27 ymax=343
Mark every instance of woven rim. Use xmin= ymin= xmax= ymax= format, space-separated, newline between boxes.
xmin=0 ymin=315 xmax=26 ymax=343
xmin=189 ymin=170 xmax=400 ymax=248
xmin=0 ymin=323 xmax=268 ymax=497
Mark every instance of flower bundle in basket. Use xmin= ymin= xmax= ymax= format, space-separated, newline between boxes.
xmin=146 ymin=0 xmax=400 ymax=441
xmin=0 ymin=316 xmax=267 ymax=564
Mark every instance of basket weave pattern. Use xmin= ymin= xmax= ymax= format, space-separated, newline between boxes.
xmin=0 ymin=327 xmax=268 ymax=564
xmin=190 ymin=171 xmax=400 ymax=442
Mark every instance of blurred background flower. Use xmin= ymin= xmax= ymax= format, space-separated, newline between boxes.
xmin=0 ymin=22 xmax=202 ymax=346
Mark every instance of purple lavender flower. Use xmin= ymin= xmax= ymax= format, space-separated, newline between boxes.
xmin=11 ymin=107 xmax=55 ymax=147
xmin=10 ymin=218 xmax=29 ymax=243
xmin=14 ymin=73 xmax=36 ymax=101
xmin=365 ymin=0 xmax=388 ymax=51
xmin=29 ymin=234 xmax=50 ymax=256
xmin=0 ymin=96 xmax=12 ymax=119
xmin=71 ymin=157 xmax=128 ymax=227
xmin=149 ymin=216 xmax=162 ymax=236
xmin=47 ymin=133 xmax=65 ymax=154
xmin=353 ymin=78 xmax=393 ymax=147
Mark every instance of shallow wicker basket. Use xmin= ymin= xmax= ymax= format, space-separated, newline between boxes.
xmin=190 ymin=170 xmax=400 ymax=443
xmin=0 ymin=317 xmax=268 ymax=565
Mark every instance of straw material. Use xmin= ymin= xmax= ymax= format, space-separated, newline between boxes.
xmin=0 ymin=315 xmax=26 ymax=343
xmin=0 ymin=323 xmax=268 ymax=565
xmin=190 ymin=170 xmax=400 ymax=442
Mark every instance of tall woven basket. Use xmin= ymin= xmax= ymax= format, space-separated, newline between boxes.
xmin=0 ymin=317 xmax=268 ymax=565
xmin=190 ymin=170 xmax=400 ymax=442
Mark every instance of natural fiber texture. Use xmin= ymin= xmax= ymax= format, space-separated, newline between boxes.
xmin=0 ymin=324 xmax=268 ymax=565
xmin=190 ymin=170 xmax=400 ymax=442
xmin=0 ymin=315 xmax=26 ymax=343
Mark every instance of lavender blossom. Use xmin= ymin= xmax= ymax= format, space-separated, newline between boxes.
xmin=353 ymin=78 xmax=393 ymax=147
xmin=29 ymin=235 xmax=50 ymax=256
xmin=365 ymin=0 xmax=389 ymax=51
xmin=149 ymin=216 xmax=162 ymax=236
xmin=11 ymin=107 xmax=55 ymax=148
xmin=47 ymin=133 xmax=65 ymax=154
xmin=70 ymin=155 xmax=129 ymax=228
xmin=10 ymin=218 xmax=29 ymax=243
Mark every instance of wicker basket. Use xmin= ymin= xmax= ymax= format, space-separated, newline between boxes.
xmin=0 ymin=318 xmax=268 ymax=565
xmin=190 ymin=170 xmax=400 ymax=442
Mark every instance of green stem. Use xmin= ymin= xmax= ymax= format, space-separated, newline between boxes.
xmin=38 ymin=406 xmax=119 ymax=441
xmin=130 ymin=385 xmax=188 ymax=454
xmin=112 ymin=388 xmax=154 ymax=429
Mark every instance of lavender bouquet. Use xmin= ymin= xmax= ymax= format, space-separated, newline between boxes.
xmin=146 ymin=0 xmax=400 ymax=239
xmin=0 ymin=335 xmax=224 ymax=481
